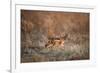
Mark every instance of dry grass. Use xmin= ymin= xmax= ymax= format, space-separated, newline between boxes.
xmin=21 ymin=33 xmax=89 ymax=63
xmin=21 ymin=10 xmax=89 ymax=63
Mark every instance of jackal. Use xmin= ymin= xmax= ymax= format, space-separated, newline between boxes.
xmin=45 ymin=34 xmax=68 ymax=48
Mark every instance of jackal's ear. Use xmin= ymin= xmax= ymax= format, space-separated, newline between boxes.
xmin=63 ymin=33 xmax=68 ymax=40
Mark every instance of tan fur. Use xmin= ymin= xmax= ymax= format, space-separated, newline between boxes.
xmin=45 ymin=39 xmax=64 ymax=48
xmin=45 ymin=34 xmax=67 ymax=48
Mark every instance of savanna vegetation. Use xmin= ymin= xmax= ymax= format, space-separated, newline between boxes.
xmin=21 ymin=10 xmax=89 ymax=63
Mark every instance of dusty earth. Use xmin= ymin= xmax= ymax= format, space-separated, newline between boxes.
xmin=21 ymin=10 xmax=89 ymax=63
